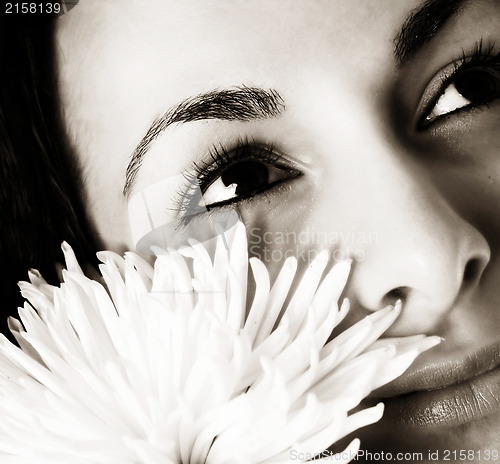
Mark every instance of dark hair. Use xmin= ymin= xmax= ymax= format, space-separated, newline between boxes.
xmin=0 ymin=15 xmax=98 ymax=338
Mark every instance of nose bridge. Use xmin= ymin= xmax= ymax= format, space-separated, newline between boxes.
xmin=315 ymin=127 xmax=490 ymax=335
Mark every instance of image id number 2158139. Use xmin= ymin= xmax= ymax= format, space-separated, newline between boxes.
xmin=4 ymin=2 xmax=61 ymax=14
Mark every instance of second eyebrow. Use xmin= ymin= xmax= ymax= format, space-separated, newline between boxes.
xmin=123 ymin=86 xmax=285 ymax=197
xmin=394 ymin=0 xmax=468 ymax=65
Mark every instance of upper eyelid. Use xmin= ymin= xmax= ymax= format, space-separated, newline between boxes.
xmin=191 ymin=141 xmax=283 ymax=189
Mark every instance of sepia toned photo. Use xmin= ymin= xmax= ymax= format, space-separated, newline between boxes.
xmin=1 ymin=1 xmax=499 ymax=462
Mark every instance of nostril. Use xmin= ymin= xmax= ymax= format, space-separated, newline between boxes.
xmin=462 ymin=258 xmax=484 ymax=283
xmin=382 ymin=286 xmax=410 ymax=307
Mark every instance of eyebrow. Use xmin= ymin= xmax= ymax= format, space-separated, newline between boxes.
xmin=123 ymin=86 xmax=284 ymax=197
xmin=394 ymin=0 xmax=468 ymax=65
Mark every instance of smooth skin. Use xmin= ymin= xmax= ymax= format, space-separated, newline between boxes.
xmin=56 ymin=1 xmax=500 ymax=461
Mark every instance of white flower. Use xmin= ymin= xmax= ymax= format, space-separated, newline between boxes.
xmin=0 ymin=223 xmax=439 ymax=464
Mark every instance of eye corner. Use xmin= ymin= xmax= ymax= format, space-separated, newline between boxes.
xmin=416 ymin=80 xmax=449 ymax=131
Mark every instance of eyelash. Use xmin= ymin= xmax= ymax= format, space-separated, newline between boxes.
xmin=421 ymin=40 xmax=500 ymax=126
xmin=172 ymin=138 xmax=299 ymax=226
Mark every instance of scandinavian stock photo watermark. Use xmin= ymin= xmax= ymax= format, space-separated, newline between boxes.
xmin=248 ymin=226 xmax=379 ymax=263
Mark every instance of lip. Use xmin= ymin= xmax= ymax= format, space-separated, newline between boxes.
xmin=369 ymin=342 xmax=500 ymax=428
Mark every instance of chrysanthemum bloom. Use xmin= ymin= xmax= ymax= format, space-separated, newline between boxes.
xmin=0 ymin=223 xmax=439 ymax=464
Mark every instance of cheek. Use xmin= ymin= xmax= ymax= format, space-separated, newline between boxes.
xmin=243 ymin=175 xmax=331 ymax=282
xmin=423 ymin=113 xmax=500 ymax=247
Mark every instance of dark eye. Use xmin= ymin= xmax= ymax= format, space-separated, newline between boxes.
xmin=222 ymin=160 xmax=270 ymax=195
xmin=202 ymin=160 xmax=294 ymax=208
xmin=455 ymin=68 xmax=500 ymax=103
xmin=425 ymin=67 xmax=500 ymax=123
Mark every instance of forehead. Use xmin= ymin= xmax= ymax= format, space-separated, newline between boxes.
xmin=55 ymin=0 xmax=421 ymax=153
xmin=55 ymin=0 xmax=418 ymax=86
xmin=57 ymin=0 xmax=415 ymax=47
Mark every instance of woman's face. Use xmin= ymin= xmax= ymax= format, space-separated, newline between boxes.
xmin=56 ymin=0 xmax=500 ymax=460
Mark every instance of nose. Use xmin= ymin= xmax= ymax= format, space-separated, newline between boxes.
xmin=315 ymin=132 xmax=490 ymax=336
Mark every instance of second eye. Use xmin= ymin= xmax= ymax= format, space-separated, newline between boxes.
xmin=427 ymin=67 xmax=500 ymax=122
xmin=421 ymin=42 xmax=500 ymax=126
